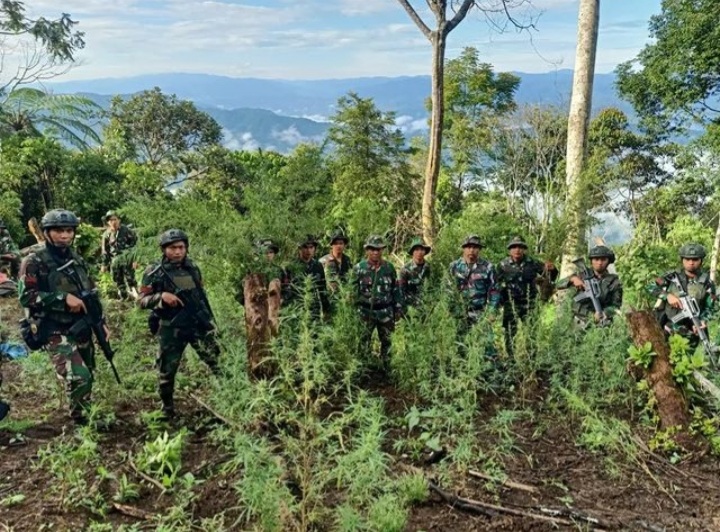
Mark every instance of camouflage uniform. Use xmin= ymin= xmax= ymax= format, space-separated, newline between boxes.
xmin=497 ymin=237 xmax=557 ymax=351
xmin=398 ymin=237 xmax=432 ymax=309
xmin=319 ymin=230 xmax=352 ymax=293
xmin=101 ymin=212 xmax=138 ymax=298
xmin=448 ymin=236 xmax=501 ymax=325
xmin=650 ymin=244 xmax=716 ymax=350
xmin=0 ymin=220 xmax=21 ymax=280
xmin=351 ymin=236 xmax=403 ymax=362
xmin=18 ymin=210 xmax=101 ymax=423
xmin=138 ymin=230 xmax=219 ymax=417
xmin=283 ymin=236 xmax=330 ymax=318
xmin=556 ymin=246 xmax=623 ymax=327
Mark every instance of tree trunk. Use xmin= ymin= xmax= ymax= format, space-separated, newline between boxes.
xmin=710 ymin=214 xmax=720 ymax=282
xmin=422 ymin=30 xmax=446 ymax=246
xmin=244 ymin=274 xmax=272 ymax=379
xmin=559 ymin=0 xmax=600 ymax=278
xmin=626 ymin=310 xmax=694 ymax=447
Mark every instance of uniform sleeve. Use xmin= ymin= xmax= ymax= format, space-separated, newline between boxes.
xmin=648 ymin=274 xmax=670 ymax=300
xmin=126 ymin=226 xmax=138 ymax=248
xmin=390 ymin=264 xmax=404 ymax=313
xmin=556 ymin=276 xmax=574 ymax=290
xmin=324 ymin=258 xmax=340 ymax=292
xmin=487 ymin=264 xmax=501 ymax=310
xmin=316 ymin=265 xmax=330 ymax=314
xmin=397 ymin=266 xmax=409 ymax=300
xmin=18 ymin=255 xmax=67 ymax=312
xmin=100 ymin=232 xmax=111 ymax=267
xmin=605 ymin=277 xmax=623 ymax=315
xmin=137 ymin=265 xmax=164 ymax=310
xmin=701 ymin=281 xmax=717 ymax=321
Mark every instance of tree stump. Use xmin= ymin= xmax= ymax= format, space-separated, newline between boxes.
xmin=244 ymin=274 xmax=282 ymax=379
xmin=626 ymin=310 xmax=694 ymax=447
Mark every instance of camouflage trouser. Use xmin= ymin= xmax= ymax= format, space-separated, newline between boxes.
xmin=47 ymin=333 xmax=95 ymax=420
xmin=111 ymin=255 xmax=136 ymax=297
xmin=157 ymin=325 xmax=220 ymax=407
xmin=359 ymin=309 xmax=395 ymax=363
xmin=0 ymin=257 xmax=20 ymax=279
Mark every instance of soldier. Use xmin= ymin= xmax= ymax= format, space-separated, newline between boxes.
xmin=556 ymin=245 xmax=623 ymax=327
xmin=101 ymin=210 xmax=138 ymax=300
xmin=448 ymin=235 xmax=501 ymax=325
xmin=319 ymin=230 xmax=352 ymax=292
xmin=0 ymin=219 xmax=21 ymax=280
xmin=650 ymin=243 xmax=716 ymax=350
xmin=138 ymin=229 xmax=220 ymax=419
xmin=398 ymin=237 xmax=431 ymax=310
xmin=497 ymin=236 xmax=557 ymax=353
xmin=236 ymin=239 xmax=285 ymax=306
xmin=18 ymin=210 xmax=110 ymax=425
xmin=351 ymin=235 xmax=403 ymax=365
xmin=283 ymin=235 xmax=329 ymax=318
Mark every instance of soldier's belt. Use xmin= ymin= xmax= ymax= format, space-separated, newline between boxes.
xmin=357 ymin=302 xmax=393 ymax=310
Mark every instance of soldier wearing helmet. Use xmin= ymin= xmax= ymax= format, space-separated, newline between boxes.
xmin=137 ymin=229 xmax=220 ymax=419
xmin=557 ymin=245 xmax=623 ymax=326
xmin=650 ymin=243 xmax=716 ymax=349
xmin=18 ymin=210 xmax=109 ymax=425
xmin=0 ymin=219 xmax=21 ymax=280
xmin=351 ymin=235 xmax=403 ymax=366
xmin=100 ymin=210 xmax=138 ymax=299
xmin=448 ymin=235 xmax=501 ymax=326
xmin=497 ymin=236 xmax=557 ymax=353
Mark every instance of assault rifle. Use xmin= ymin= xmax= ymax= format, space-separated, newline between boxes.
xmin=572 ymin=258 xmax=610 ymax=326
xmin=151 ymin=264 xmax=215 ymax=332
xmin=56 ymin=260 xmax=122 ymax=384
xmin=668 ymin=272 xmax=719 ymax=368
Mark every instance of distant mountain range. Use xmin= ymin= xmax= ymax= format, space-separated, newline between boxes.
xmin=47 ymin=71 xmax=630 ymax=152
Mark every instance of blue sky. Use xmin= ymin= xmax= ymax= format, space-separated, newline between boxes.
xmin=24 ymin=0 xmax=661 ymax=80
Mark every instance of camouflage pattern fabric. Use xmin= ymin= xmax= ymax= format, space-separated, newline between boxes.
xmin=398 ymin=261 xmax=430 ymax=309
xmin=319 ymin=253 xmax=352 ymax=292
xmin=47 ymin=333 xmax=95 ymax=420
xmin=448 ymin=258 xmax=501 ymax=323
xmin=351 ymin=259 xmax=403 ymax=361
xmin=0 ymin=231 xmax=20 ymax=279
xmin=283 ymin=258 xmax=330 ymax=317
xmin=557 ymin=271 xmax=623 ymax=325
xmin=102 ymin=225 xmax=138 ymax=297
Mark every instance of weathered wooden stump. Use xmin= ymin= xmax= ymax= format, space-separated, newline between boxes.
xmin=244 ymin=274 xmax=281 ymax=379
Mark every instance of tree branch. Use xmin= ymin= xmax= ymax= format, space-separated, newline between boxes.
xmin=446 ymin=0 xmax=474 ymax=33
xmin=396 ymin=0 xmax=432 ymax=39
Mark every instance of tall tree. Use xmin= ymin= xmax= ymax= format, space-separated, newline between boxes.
xmin=0 ymin=1 xmax=85 ymax=94
xmin=560 ymin=0 xmax=600 ymax=278
xmin=395 ymin=0 xmax=532 ymax=244
xmin=105 ymin=87 xmax=223 ymax=171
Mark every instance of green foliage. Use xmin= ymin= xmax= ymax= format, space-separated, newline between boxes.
xmin=135 ymin=431 xmax=187 ymax=488
xmin=627 ymin=342 xmax=656 ymax=369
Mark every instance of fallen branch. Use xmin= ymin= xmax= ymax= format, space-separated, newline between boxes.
xmin=129 ymin=460 xmax=167 ymax=494
xmin=468 ymin=469 xmax=539 ymax=494
xmin=190 ymin=393 xmax=240 ymax=430
xmin=429 ymin=481 xmax=576 ymax=526
xmin=112 ymin=502 xmax=155 ymax=520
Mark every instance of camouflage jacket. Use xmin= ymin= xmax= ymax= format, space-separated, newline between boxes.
xmin=497 ymin=256 xmax=554 ymax=312
xmin=0 ymin=232 xmax=19 ymax=260
xmin=138 ymin=257 xmax=214 ymax=328
xmin=101 ymin=225 xmax=137 ymax=266
xmin=448 ymin=258 xmax=501 ymax=315
xmin=18 ymin=244 xmax=97 ymax=328
xmin=283 ymin=258 xmax=330 ymax=314
xmin=351 ymin=259 xmax=403 ymax=318
xmin=319 ymin=253 xmax=352 ymax=291
xmin=649 ymin=269 xmax=716 ymax=331
xmin=398 ymin=261 xmax=430 ymax=308
xmin=557 ymin=271 xmax=623 ymax=321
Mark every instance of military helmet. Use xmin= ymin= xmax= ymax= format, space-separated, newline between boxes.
xmin=408 ymin=237 xmax=431 ymax=255
xmin=159 ymin=229 xmax=189 ymax=248
xmin=364 ymin=235 xmax=386 ymax=250
xmin=461 ymin=235 xmax=483 ymax=248
xmin=103 ymin=210 xmax=119 ymax=222
xmin=41 ymin=209 xmax=79 ymax=229
xmin=298 ymin=234 xmax=319 ymax=248
xmin=679 ymin=243 xmax=706 ymax=259
xmin=507 ymin=236 xmax=528 ymax=250
xmin=588 ymin=245 xmax=616 ymax=264
xmin=329 ymin=230 xmax=349 ymax=245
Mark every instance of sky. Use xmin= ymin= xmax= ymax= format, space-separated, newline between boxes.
xmin=19 ymin=0 xmax=662 ymax=80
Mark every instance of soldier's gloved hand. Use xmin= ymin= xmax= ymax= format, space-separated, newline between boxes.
xmin=161 ymin=292 xmax=184 ymax=308
xmin=666 ymin=293 xmax=682 ymax=309
xmin=66 ymin=294 xmax=88 ymax=314
xmin=570 ymin=275 xmax=585 ymax=289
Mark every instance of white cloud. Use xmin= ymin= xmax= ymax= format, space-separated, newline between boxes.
xmin=396 ymin=115 xmax=428 ymax=133
xmin=224 ymin=129 xmax=260 ymax=150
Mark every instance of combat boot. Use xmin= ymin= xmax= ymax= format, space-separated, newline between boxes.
xmin=160 ymin=397 xmax=175 ymax=421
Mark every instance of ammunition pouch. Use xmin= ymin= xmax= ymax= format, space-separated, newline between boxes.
xmin=67 ymin=319 xmax=92 ymax=342
xmin=19 ymin=318 xmax=47 ymax=351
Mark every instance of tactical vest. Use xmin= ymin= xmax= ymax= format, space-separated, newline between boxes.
xmin=665 ymin=271 xmax=711 ymax=321
xmin=149 ymin=260 xmax=202 ymax=321
xmin=33 ymin=246 xmax=93 ymax=325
